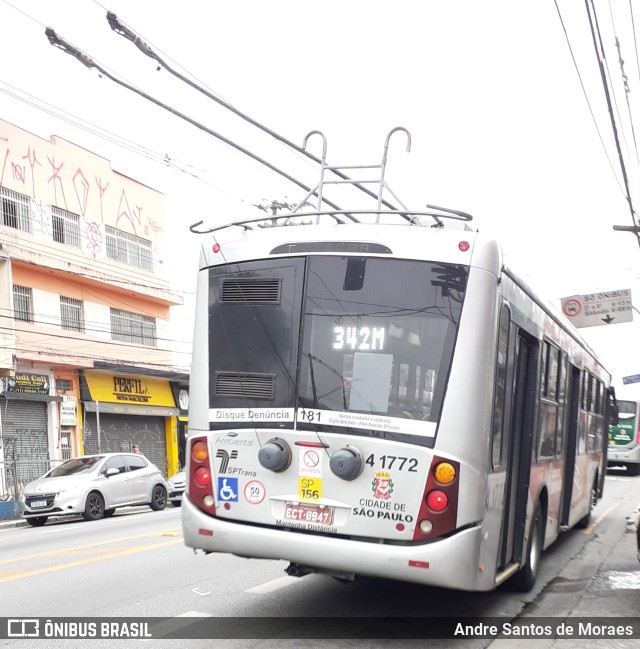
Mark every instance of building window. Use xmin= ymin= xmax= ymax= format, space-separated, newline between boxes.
xmin=110 ymin=308 xmax=157 ymax=347
xmin=52 ymin=207 xmax=81 ymax=247
xmin=0 ymin=186 xmax=31 ymax=231
xmin=56 ymin=378 xmax=73 ymax=391
xmin=13 ymin=285 xmax=33 ymax=323
xmin=105 ymin=226 xmax=153 ymax=270
xmin=60 ymin=296 xmax=84 ymax=333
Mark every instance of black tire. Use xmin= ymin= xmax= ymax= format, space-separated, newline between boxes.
xmin=628 ymin=463 xmax=640 ymax=477
xmin=103 ymin=509 xmax=116 ymax=518
xmin=511 ymin=502 xmax=544 ymax=592
xmin=82 ymin=492 xmax=105 ymax=521
xmin=170 ymin=500 xmax=182 ymax=508
xmin=576 ymin=478 xmax=597 ymax=529
xmin=27 ymin=516 xmax=48 ymax=527
xmin=149 ymin=484 xmax=167 ymax=511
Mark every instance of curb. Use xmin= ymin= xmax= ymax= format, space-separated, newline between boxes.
xmin=0 ymin=518 xmax=28 ymax=529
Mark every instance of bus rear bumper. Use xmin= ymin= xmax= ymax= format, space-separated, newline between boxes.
xmin=182 ymin=496 xmax=486 ymax=591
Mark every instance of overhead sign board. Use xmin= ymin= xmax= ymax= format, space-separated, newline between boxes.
xmin=623 ymin=374 xmax=640 ymax=385
xmin=560 ymin=288 xmax=633 ymax=329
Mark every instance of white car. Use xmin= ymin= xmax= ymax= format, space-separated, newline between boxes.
xmin=167 ymin=470 xmax=186 ymax=507
xmin=21 ymin=453 xmax=168 ymax=526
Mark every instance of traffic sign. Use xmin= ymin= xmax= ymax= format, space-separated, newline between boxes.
xmin=623 ymin=374 xmax=640 ymax=385
xmin=560 ymin=288 xmax=633 ymax=329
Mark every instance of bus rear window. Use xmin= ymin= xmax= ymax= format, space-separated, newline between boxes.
xmin=298 ymin=257 xmax=467 ymax=442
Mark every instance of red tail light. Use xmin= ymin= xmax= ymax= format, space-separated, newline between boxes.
xmin=188 ymin=436 xmax=216 ymax=515
xmin=427 ymin=490 xmax=448 ymax=512
xmin=413 ymin=456 xmax=460 ymax=540
xmin=636 ymin=427 xmax=640 ymax=444
xmin=194 ymin=466 xmax=211 ymax=487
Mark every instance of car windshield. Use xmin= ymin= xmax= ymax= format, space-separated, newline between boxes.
xmin=47 ymin=457 xmax=103 ymax=477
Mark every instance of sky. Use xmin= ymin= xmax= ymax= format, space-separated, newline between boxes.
xmin=2 ymin=0 xmax=640 ymax=394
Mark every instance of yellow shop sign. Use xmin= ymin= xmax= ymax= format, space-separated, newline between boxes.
xmin=84 ymin=371 xmax=175 ymax=407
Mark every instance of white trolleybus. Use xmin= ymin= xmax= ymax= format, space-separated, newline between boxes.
xmin=182 ymin=128 xmax=616 ymax=592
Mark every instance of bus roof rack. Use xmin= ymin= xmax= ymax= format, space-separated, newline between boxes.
xmin=189 ymin=127 xmax=475 ymax=235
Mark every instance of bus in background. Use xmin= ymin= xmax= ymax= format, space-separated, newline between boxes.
xmin=181 ymin=128 xmax=616 ymax=592
xmin=608 ymin=399 xmax=640 ymax=475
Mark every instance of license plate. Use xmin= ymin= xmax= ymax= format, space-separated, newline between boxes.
xmin=30 ymin=500 xmax=47 ymax=508
xmin=284 ymin=503 xmax=333 ymax=525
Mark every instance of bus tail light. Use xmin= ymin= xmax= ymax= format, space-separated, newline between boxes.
xmin=413 ymin=456 xmax=460 ymax=541
xmin=636 ymin=427 xmax=640 ymax=444
xmin=189 ymin=436 xmax=216 ymax=516
xmin=426 ymin=490 xmax=448 ymax=512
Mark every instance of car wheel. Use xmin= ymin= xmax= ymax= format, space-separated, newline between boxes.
xmin=149 ymin=484 xmax=167 ymax=511
xmin=511 ymin=501 xmax=544 ymax=592
xmin=103 ymin=509 xmax=116 ymax=518
xmin=27 ymin=516 xmax=48 ymax=527
xmin=82 ymin=492 xmax=105 ymax=521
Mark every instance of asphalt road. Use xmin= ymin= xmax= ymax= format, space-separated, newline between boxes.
xmin=0 ymin=469 xmax=639 ymax=648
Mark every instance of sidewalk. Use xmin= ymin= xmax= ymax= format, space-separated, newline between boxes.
xmin=0 ymin=517 xmax=27 ymax=529
xmin=0 ymin=504 xmax=159 ymax=529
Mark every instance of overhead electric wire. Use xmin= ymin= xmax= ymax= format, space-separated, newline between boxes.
xmin=104 ymin=11 xmax=407 ymax=216
xmin=630 ymin=0 xmax=640 ymax=92
xmin=584 ymin=0 xmax=640 ymax=247
xmin=607 ymin=0 xmax=640 ymax=165
xmin=44 ymin=29 xmax=355 ymax=220
xmin=589 ymin=1 xmax=634 ymax=171
xmin=0 ymin=80 xmax=244 ymax=202
xmin=553 ymin=0 xmax=625 ymax=197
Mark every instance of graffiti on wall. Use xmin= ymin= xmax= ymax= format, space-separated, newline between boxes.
xmin=0 ymin=125 xmax=164 ymax=260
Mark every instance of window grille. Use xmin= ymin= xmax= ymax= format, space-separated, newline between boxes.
xmin=12 ymin=285 xmax=33 ymax=323
xmin=51 ymin=207 xmax=81 ymax=247
xmin=105 ymin=226 xmax=153 ymax=270
xmin=56 ymin=378 xmax=73 ymax=391
xmin=110 ymin=308 xmax=157 ymax=347
xmin=0 ymin=187 xmax=31 ymax=231
xmin=60 ymin=296 xmax=84 ymax=333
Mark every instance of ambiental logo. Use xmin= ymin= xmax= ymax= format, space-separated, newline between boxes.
xmin=215 ymin=449 xmax=238 ymax=474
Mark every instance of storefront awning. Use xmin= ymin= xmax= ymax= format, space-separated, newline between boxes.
xmin=83 ymin=401 xmax=179 ymax=417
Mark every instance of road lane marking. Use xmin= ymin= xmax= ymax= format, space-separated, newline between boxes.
xmin=192 ymin=588 xmax=212 ymax=596
xmin=0 ymin=538 xmax=183 ymax=583
xmin=585 ymin=501 xmax=620 ymax=535
xmin=0 ymin=528 xmax=182 ymax=567
xmin=245 ymin=575 xmax=300 ymax=594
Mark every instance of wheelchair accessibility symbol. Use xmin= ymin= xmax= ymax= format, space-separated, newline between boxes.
xmin=217 ymin=477 xmax=238 ymax=502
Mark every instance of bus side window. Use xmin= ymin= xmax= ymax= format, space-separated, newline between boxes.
xmin=537 ymin=341 xmax=559 ymax=461
xmin=491 ymin=305 xmax=510 ymax=470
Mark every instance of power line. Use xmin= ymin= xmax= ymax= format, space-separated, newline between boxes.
xmin=584 ymin=0 xmax=640 ymax=246
xmin=6 ymin=244 xmax=196 ymax=296
xmin=630 ymin=0 xmax=640 ymax=97
xmin=608 ymin=0 xmax=640 ymax=164
xmin=104 ymin=11 xmax=409 ymax=216
xmin=0 ymin=80 xmax=244 ymax=203
xmin=552 ymin=0 xmax=625 ymax=197
xmin=44 ymin=29 xmax=352 ymax=217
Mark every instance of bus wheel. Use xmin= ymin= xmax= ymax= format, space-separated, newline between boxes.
xmin=512 ymin=502 xmax=544 ymax=592
xmin=576 ymin=478 xmax=597 ymax=529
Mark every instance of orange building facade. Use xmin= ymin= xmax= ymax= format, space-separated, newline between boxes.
xmin=0 ymin=119 xmax=186 ymax=499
